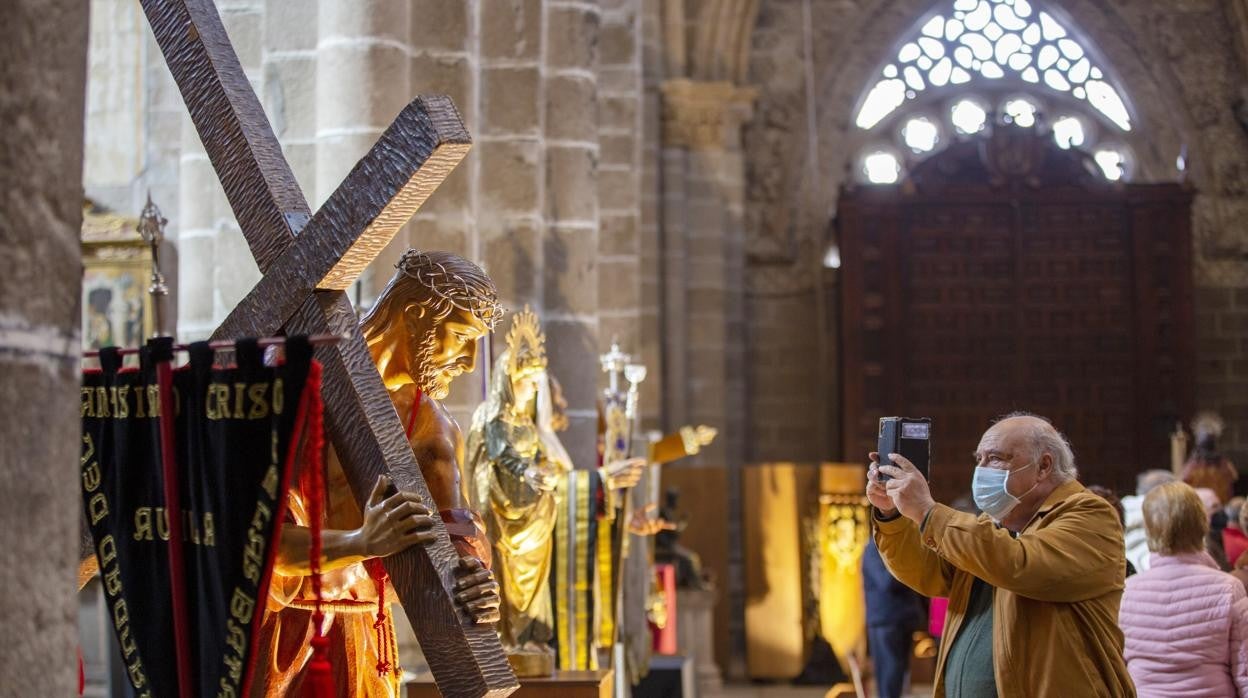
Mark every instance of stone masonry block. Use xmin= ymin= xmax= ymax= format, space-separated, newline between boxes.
xmin=543 ymin=226 xmax=598 ymax=315
xmin=599 ymin=133 xmax=635 ymax=167
xmin=597 ymin=168 xmax=635 ymax=211
xmin=544 ymin=318 xmax=600 ymax=410
xmin=598 ymin=19 xmax=636 ymax=66
xmin=177 ymin=155 xmax=225 ymax=231
xmin=314 ymin=132 xmax=384 ymax=205
xmin=214 ymin=230 xmax=263 ymax=315
xmin=265 ymin=0 xmax=318 ymax=52
xmin=408 ymin=216 xmax=472 ymax=258
xmin=546 ymin=5 xmax=599 ymax=70
xmin=598 ymin=258 xmax=641 ymax=311
xmin=176 ymin=233 xmax=216 ymax=325
xmin=282 ymin=142 xmax=317 ymax=201
xmin=411 ymin=0 xmax=470 ymax=52
xmin=598 ymin=213 xmax=639 ymax=256
xmin=483 ymin=218 xmax=540 ymax=308
xmin=547 ymin=146 xmax=598 ymax=222
xmin=596 ymin=65 xmax=638 ymax=94
xmin=600 ymin=94 xmax=637 ymax=131
xmin=410 ymin=53 xmax=474 ymax=126
xmin=221 ymin=7 xmax=263 ymax=68
xmin=319 ymin=0 xmax=410 ymax=44
xmin=265 ymin=56 xmax=317 ymax=140
xmin=481 ymin=66 xmax=540 ymax=136
xmin=481 ymin=0 xmax=541 ymax=61
xmin=597 ymin=315 xmax=641 ymax=354
xmin=545 ymin=73 xmax=598 ymax=142
xmin=316 ymin=42 xmax=410 ymax=130
xmin=479 ymin=139 xmax=541 ymax=214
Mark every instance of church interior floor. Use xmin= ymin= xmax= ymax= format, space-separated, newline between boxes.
xmin=717 ymin=683 xmax=932 ymax=697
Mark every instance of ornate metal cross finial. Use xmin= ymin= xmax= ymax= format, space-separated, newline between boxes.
xmin=600 ymin=338 xmax=629 ymax=398
xmin=136 ymin=192 xmax=170 ymax=338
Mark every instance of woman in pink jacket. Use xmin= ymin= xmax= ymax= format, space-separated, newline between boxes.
xmin=1120 ymin=481 xmax=1248 ymax=697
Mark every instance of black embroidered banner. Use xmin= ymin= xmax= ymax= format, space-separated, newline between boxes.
xmin=81 ymin=336 xmax=320 ymax=698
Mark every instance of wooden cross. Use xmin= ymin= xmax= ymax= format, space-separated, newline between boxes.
xmin=137 ymin=1 xmax=518 ymax=695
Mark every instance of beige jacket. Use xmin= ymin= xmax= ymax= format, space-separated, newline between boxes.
xmin=874 ymin=479 xmax=1135 ymax=697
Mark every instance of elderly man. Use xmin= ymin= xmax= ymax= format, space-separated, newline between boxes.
xmin=867 ymin=412 xmax=1133 ymax=697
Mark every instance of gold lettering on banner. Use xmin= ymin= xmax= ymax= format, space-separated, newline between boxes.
xmin=206 ymin=381 xmax=277 ymax=420
xmin=88 ymin=492 xmax=109 ymax=525
xmin=98 ymin=535 xmax=117 ymax=567
xmin=82 ymin=387 xmax=94 ymax=417
xmin=155 ymin=508 xmax=170 ymax=541
xmin=134 ymin=384 xmax=147 ymax=418
xmin=81 ymin=434 xmax=96 ymax=467
xmin=248 ymin=382 xmax=270 ymax=419
xmin=205 ymin=388 xmax=220 ymax=420
xmin=133 ymin=508 xmax=153 ymax=541
xmin=261 ymin=464 xmax=278 ymax=499
xmin=132 ymin=507 xmax=218 ymax=546
xmin=203 ymin=512 xmax=216 ymax=547
xmin=104 ymin=566 xmax=122 ymax=596
xmin=242 ymin=502 xmax=272 ymax=584
xmin=218 ymin=679 xmax=238 ymax=698
xmin=116 ymin=385 xmax=130 ymax=418
xmin=272 ymin=378 xmax=283 ymax=415
xmin=224 ymin=618 xmax=246 ymax=656
xmin=95 ymin=386 xmax=110 ymax=418
xmin=230 ymin=588 xmax=256 ymax=624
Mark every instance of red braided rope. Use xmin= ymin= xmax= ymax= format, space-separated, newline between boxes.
xmin=301 ymin=361 xmax=333 ymax=698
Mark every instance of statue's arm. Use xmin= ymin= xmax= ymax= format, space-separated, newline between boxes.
xmin=273 ymin=474 xmax=436 ymax=577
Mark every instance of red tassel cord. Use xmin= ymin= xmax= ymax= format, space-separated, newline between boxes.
xmin=363 ymin=558 xmax=398 ymax=679
xmin=301 ymin=365 xmax=334 ymax=698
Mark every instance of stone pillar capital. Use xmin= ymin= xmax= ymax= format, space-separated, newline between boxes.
xmin=660 ymin=79 xmax=757 ymax=150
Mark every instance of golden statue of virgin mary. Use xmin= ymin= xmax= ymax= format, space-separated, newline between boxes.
xmin=463 ymin=306 xmax=572 ymax=676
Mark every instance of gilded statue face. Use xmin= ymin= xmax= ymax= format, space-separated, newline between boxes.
xmin=511 ymin=370 xmax=541 ymax=413
xmin=409 ymin=305 xmax=490 ymax=400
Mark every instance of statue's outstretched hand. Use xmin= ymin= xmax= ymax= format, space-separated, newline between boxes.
xmin=628 ymin=503 xmax=677 ymax=536
xmin=523 ymin=465 xmax=560 ymax=492
xmin=453 ymin=556 xmax=501 ymax=624
xmin=358 ymin=474 xmax=437 ymax=558
xmin=603 ymin=457 xmax=647 ymax=491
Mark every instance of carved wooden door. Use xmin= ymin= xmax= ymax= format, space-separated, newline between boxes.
xmin=837 ymin=131 xmax=1193 ymax=501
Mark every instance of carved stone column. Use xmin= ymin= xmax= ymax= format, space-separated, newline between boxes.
xmin=658 ymin=76 xmax=755 ymax=680
xmin=0 ymin=0 xmax=88 ymax=692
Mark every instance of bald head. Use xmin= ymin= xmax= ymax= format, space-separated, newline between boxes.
xmin=981 ymin=413 xmax=1077 ymax=483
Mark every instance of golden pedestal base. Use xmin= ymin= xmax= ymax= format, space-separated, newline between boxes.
xmin=507 ymin=647 xmax=556 ymax=678
xmin=406 ymin=669 xmax=612 ymax=698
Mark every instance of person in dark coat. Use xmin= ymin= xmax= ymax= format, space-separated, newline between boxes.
xmin=863 ymin=536 xmax=925 ymax=698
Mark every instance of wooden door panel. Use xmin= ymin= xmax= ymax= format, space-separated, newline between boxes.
xmin=838 ymin=134 xmax=1193 ymax=502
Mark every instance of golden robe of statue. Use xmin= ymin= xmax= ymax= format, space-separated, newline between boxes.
xmin=254 ymin=250 xmax=505 ymax=697
xmin=464 ymin=307 xmax=571 ymax=674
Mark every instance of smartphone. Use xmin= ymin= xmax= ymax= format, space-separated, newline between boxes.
xmin=877 ymin=417 xmax=931 ymax=481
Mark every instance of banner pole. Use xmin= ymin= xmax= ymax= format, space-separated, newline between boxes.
xmin=155 ymin=351 xmax=194 ymax=698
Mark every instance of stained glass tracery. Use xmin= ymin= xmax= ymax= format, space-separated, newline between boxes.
xmin=855 ymin=0 xmax=1131 ymax=131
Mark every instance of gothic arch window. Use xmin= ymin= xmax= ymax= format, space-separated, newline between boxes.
xmin=852 ymin=0 xmax=1136 ymax=184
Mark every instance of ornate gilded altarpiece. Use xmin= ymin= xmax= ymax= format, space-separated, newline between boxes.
xmin=838 ymin=128 xmax=1194 ymax=502
xmin=80 ymin=200 xmax=154 ymax=354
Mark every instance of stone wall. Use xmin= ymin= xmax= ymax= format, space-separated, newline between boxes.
xmin=743 ymin=0 xmax=1248 ymax=467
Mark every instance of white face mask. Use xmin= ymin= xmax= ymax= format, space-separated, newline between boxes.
xmin=972 ymin=461 xmax=1038 ymax=521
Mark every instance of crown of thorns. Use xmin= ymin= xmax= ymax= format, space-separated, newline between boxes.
xmin=396 ymin=249 xmax=505 ymax=329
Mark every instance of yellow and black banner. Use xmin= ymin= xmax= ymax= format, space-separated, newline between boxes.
xmin=81 ymin=336 xmax=319 ymax=698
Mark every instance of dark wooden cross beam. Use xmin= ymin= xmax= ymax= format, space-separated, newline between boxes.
xmin=137 ymin=1 xmax=518 ymax=696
